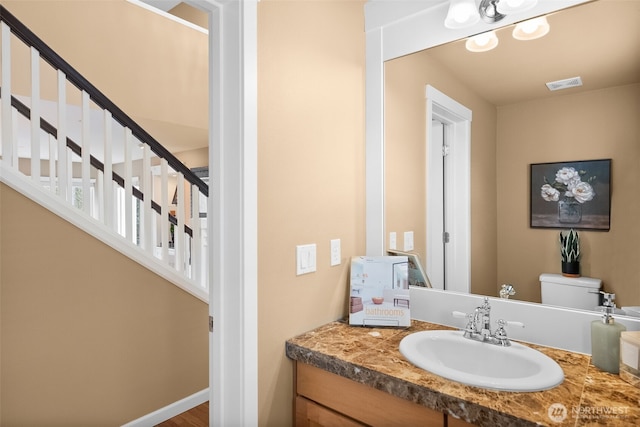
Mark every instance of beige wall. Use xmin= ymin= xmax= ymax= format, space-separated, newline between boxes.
xmin=385 ymin=51 xmax=498 ymax=297
xmin=257 ymin=0 xmax=366 ymax=425
xmin=0 ymin=184 xmax=208 ymax=426
xmin=497 ymin=84 xmax=640 ymax=305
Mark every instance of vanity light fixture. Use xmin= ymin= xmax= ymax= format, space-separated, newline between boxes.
xmin=446 ymin=0 xmax=539 ymax=29
xmin=496 ymin=0 xmax=538 ymax=14
xmin=479 ymin=0 xmax=505 ymax=24
xmin=465 ymin=30 xmax=499 ymax=52
xmin=512 ymin=16 xmax=550 ymax=40
xmin=444 ymin=0 xmax=480 ymax=29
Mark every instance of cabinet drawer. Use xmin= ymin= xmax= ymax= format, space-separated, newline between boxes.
xmin=296 ymin=362 xmax=444 ymax=427
xmin=296 ymin=396 xmax=365 ymax=427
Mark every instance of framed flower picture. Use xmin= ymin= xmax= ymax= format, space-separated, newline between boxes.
xmin=530 ymin=159 xmax=611 ymax=230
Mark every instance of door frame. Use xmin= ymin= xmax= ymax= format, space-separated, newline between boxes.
xmin=425 ymin=85 xmax=471 ymax=294
xmin=194 ymin=0 xmax=258 ymax=425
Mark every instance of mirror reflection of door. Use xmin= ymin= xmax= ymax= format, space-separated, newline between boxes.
xmin=429 ymin=120 xmax=445 ymax=289
xmin=426 ymin=86 xmax=471 ymax=294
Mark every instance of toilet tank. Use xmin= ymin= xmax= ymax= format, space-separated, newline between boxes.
xmin=539 ymin=273 xmax=602 ymax=310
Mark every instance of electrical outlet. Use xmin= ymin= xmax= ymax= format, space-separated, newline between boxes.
xmin=404 ymin=231 xmax=414 ymax=251
xmin=389 ymin=232 xmax=397 ymax=250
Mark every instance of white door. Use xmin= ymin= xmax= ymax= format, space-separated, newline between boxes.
xmin=427 ymin=120 xmax=445 ymax=289
xmin=426 ymin=85 xmax=471 ymax=294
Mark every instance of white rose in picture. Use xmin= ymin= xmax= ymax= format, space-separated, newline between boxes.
xmin=541 ymin=184 xmax=560 ymax=202
xmin=571 ymin=181 xmax=595 ymax=203
xmin=555 ymin=167 xmax=580 ymax=186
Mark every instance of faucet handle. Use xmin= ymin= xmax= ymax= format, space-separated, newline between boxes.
xmin=494 ymin=319 xmax=524 ymax=346
xmin=452 ymin=311 xmax=476 ymax=334
xmin=452 ymin=311 xmax=469 ymax=319
xmin=497 ymin=319 xmax=525 ymax=329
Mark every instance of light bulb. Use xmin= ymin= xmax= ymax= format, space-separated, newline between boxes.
xmin=474 ymin=33 xmax=492 ymax=46
xmin=465 ymin=31 xmax=499 ymax=52
xmin=520 ymin=20 xmax=539 ymax=34
xmin=512 ymin=16 xmax=550 ymax=40
xmin=445 ymin=0 xmax=480 ymax=29
xmin=496 ymin=0 xmax=537 ymax=14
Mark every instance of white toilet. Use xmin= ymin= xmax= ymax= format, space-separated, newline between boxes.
xmin=539 ymin=273 xmax=602 ymax=310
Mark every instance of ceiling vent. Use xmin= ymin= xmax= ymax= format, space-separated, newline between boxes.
xmin=546 ymin=76 xmax=583 ymax=91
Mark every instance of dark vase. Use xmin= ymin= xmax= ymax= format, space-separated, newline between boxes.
xmin=561 ymin=261 xmax=580 ymax=277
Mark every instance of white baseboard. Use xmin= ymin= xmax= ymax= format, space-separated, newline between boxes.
xmin=121 ymin=388 xmax=209 ymax=427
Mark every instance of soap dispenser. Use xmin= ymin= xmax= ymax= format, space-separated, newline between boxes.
xmin=591 ymin=292 xmax=626 ymax=374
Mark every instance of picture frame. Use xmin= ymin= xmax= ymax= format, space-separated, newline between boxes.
xmin=387 ymin=249 xmax=432 ymax=287
xmin=530 ymin=159 xmax=611 ymax=230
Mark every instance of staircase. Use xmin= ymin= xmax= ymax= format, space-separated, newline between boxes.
xmin=0 ymin=5 xmax=208 ymax=301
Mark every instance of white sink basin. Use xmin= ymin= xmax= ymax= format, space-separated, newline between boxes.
xmin=399 ymin=330 xmax=564 ymax=392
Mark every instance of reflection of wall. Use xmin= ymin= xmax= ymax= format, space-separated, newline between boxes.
xmin=497 ymin=83 xmax=640 ymax=305
xmin=385 ymin=52 xmax=498 ymax=297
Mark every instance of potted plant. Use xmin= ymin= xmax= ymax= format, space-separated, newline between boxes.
xmin=560 ymin=228 xmax=580 ymax=277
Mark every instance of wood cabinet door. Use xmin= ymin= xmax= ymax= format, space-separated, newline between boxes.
xmin=295 ymin=363 xmax=444 ymax=427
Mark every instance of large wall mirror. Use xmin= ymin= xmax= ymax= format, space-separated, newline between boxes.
xmin=365 ymin=0 xmax=640 ymax=311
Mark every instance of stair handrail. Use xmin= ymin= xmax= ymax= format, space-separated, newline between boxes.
xmin=5 ymin=90 xmax=194 ymax=237
xmin=0 ymin=5 xmax=207 ymax=197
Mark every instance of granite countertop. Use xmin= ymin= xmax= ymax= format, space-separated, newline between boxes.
xmin=286 ymin=319 xmax=640 ymax=426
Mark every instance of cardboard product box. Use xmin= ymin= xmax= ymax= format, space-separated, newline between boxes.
xmin=620 ymin=331 xmax=640 ymax=388
xmin=349 ymin=256 xmax=410 ymax=327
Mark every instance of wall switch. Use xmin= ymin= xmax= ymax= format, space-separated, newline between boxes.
xmin=330 ymin=239 xmax=341 ymax=266
xmin=389 ymin=232 xmax=397 ymax=250
xmin=404 ymin=231 xmax=414 ymax=251
xmin=296 ymin=244 xmax=317 ymax=275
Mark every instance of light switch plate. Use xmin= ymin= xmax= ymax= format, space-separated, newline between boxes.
xmin=389 ymin=232 xmax=397 ymax=250
xmin=404 ymin=231 xmax=414 ymax=251
xmin=296 ymin=244 xmax=317 ymax=275
xmin=330 ymin=239 xmax=341 ymax=266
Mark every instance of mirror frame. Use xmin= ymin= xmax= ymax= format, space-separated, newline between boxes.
xmin=364 ymin=0 xmax=589 ymax=256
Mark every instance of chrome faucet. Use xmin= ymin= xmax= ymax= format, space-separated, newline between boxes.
xmin=452 ymin=297 xmax=524 ymax=346
xmin=499 ymin=284 xmax=516 ymax=299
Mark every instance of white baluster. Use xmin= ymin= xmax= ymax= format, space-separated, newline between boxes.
xmin=103 ymin=110 xmax=113 ymax=229
xmin=81 ymin=91 xmax=91 ymax=215
xmin=191 ymin=184 xmax=202 ymax=285
xmin=124 ymin=128 xmax=133 ymax=242
xmin=175 ymin=172 xmax=185 ymax=273
xmin=11 ymin=107 xmax=18 ymax=167
xmin=142 ymin=144 xmax=152 ymax=251
xmin=56 ymin=69 xmax=68 ymax=201
xmin=2 ymin=22 xmax=12 ymax=166
xmin=160 ymin=159 xmax=169 ymax=262
xmin=30 ymin=46 xmax=41 ymax=181
xmin=48 ymin=133 xmax=56 ymax=193
xmin=96 ymin=171 xmax=104 ymax=221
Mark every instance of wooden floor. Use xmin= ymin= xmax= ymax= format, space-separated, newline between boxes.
xmin=155 ymin=402 xmax=208 ymax=427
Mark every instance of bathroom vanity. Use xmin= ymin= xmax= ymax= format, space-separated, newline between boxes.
xmin=286 ymin=319 xmax=640 ymax=426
